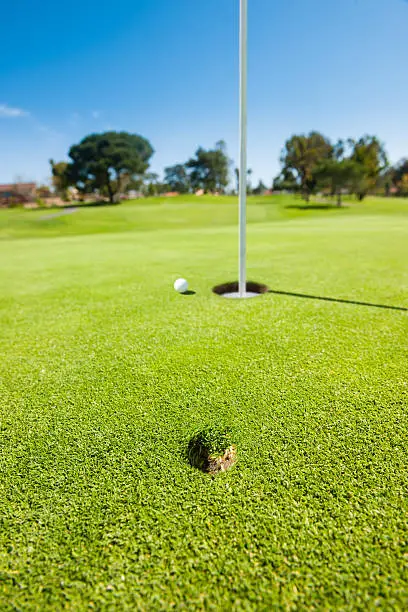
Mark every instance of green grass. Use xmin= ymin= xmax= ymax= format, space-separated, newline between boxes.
xmin=1 ymin=194 xmax=408 ymax=241
xmin=0 ymin=196 xmax=407 ymax=609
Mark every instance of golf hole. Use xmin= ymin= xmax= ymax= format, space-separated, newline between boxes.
xmin=212 ymin=281 xmax=269 ymax=299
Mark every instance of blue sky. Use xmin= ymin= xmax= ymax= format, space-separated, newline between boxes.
xmin=1 ymin=0 xmax=407 ymax=186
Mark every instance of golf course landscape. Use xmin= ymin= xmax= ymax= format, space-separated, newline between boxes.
xmin=1 ymin=195 xmax=407 ymax=609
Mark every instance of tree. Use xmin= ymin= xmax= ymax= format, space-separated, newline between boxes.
xmin=187 ymin=141 xmax=229 ymax=193
xmin=313 ymin=159 xmax=364 ymax=206
xmin=349 ymin=136 xmax=388 ymax=200
xmin=36 ymin=185 xmax=52 ymax=199
xmin=252 ymin=180 xmax=268 ymax=195
xmin=66 ymin=132 xmax=154 ymax=203
xmin=125 ymin=176 xmax=143 ymax=194
xmin=49 ymin=160 xmax=70 ymax=196
xmin=398 ymin=173 xmax=408 ymax=197
xmin=280 ymin=132 xmax=333 ymax=200
xmin=392 ymin=159 xmax=408 ymax=183
xmin=164 ymin=164 xmax=190 ymax=193
xmin=146 ymin=182 xmax=156 ymax=197
xmin=388 ymin=159 xmax=408 ymax=196
xmin=273 ymin=168 xmax=298 ymax=192
xmin=142 ymin=173 xmax=161 ymax=197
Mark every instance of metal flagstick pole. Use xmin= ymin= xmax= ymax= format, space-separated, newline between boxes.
xmin=238 ymin=0 xmax=248 ymax=297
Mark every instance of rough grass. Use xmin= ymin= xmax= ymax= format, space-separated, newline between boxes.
xmin=0 ymin=196 xmax=407 ymax=609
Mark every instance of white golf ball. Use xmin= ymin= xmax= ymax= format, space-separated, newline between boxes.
xmin=174 ymin=278 xmax=189 ymax=293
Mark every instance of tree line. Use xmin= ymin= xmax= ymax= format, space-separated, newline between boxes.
xmin=273 ymin=132 xmax=390 ymax=205
xmin=49 ymin=130 xmax=408 ymax=203
xmin=50 ymin=134 xmax=232 ymax=203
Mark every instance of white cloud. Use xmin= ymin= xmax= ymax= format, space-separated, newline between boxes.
xmin=0 ymin=103 xmax=29 ymax=118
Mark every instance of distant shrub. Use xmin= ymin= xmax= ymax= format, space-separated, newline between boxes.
xmin=7 ymin=197 xmax=24 ymax=209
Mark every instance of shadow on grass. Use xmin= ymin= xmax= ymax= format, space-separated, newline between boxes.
xmin=73 ymin=201 xmax=115 ymax=208
xmin=285 ymin=204 xmax=349 ymax=211
xmin=269 ymin=289 xmax=407 ymax=312
xmin=182 ymin=290 xmax=196 ymax=296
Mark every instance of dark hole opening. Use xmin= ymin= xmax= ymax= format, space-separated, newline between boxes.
xmin=212 ymin=281 xmax=269 ymax=295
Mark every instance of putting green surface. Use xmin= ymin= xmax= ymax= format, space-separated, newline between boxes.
xmin=1 ymin=197 xmax=407 ymax=609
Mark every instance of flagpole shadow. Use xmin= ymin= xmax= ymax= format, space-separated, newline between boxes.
xmin=269 ymin=290 xmax=407 ymax=312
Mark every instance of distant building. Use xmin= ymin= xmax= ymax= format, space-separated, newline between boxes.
xmin=0 ymin=182 xmax=37 ymax=206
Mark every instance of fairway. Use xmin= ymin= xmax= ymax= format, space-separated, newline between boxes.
xmin=1 ymin=197 xmax=407 ymax=609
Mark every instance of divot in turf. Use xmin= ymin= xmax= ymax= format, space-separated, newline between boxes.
xmin=188 ymin=427 xmax=237 ymax=474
